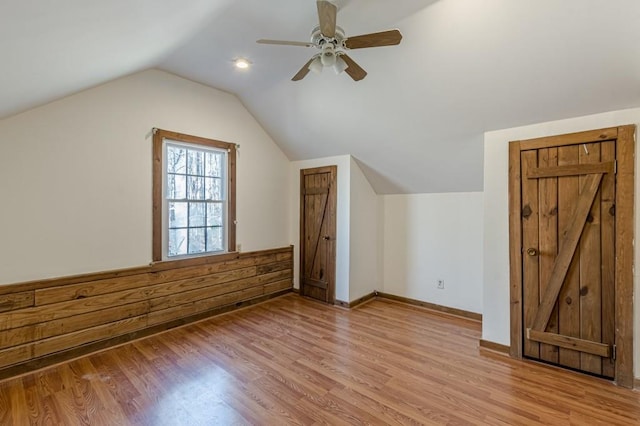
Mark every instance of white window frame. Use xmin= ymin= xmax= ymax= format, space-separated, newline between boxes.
xmin=162 ymin=140 xmax=228 ymax=259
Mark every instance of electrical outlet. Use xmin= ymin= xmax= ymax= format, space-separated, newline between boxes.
xmin=437 ymin=279 xmax=445 ymax=289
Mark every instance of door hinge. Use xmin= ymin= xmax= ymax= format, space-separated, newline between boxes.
xmin=614 ymin=160 xmax=617 ymax=174
xmin=612 ymin=344 xmax=617 ymax=361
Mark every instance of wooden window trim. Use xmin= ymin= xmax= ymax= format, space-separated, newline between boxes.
xmin=152 ymin=128 xmax=236 ymax=262
xmin=508 ymin=125 xmax=635 ymax=388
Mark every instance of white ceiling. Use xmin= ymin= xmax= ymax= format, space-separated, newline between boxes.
xmin=3 ymin=0 xmax=640 ymax=193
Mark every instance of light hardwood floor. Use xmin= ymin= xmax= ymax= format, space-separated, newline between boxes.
xmin=0 ymin=293 xmax=639 ymax=425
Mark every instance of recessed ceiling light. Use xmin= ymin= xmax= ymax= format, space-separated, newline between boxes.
xmin=234 ymin=58 xmax=251 ymax=69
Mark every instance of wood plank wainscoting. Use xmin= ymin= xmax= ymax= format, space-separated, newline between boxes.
xmin=0 ymin=246 xmax=293 ymax=380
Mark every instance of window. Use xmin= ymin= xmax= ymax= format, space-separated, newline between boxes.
xmin=153 ymin=129 xmax=236 ymax=261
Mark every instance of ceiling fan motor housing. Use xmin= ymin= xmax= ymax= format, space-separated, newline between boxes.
xmin=311 ymin=25 xmax=345 ymax=49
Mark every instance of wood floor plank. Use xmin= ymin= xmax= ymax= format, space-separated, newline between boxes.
xmin=7 ymin=378 xmax=29 ymax=425
xmin=0 ymin=294 xmax=639 ymax=425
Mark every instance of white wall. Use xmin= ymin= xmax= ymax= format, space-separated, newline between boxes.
xmin=290 ymin=155 xmax=351 ymax=302
xmin=0 ymin=69 xmax=290 ymax=285
xmin=382 ymin=192 xmax=484 ymax=314
xmin=349 ymin=157 xmax=380 ymax=300
xmin=483 ymin=107 xmax=640 ymax=379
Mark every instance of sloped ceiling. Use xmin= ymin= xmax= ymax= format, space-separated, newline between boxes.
xmin=3 ymin=0 xmax=640 ymax=193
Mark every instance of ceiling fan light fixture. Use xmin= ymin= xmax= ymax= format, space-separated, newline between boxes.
xmin=309 ymin=56 xmax=323 ymax=74
xmin=333 ymin=56 xmax=348 ymax=74
xmin=320 ymin=49 xmax=336 ymax=67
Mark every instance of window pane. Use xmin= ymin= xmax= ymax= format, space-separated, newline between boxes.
xmin=187 ymin=150 xmax=204 ymax=176
xmin=187 ymin=176 xmax=204 ymax=200
xmin=205 ymin=152 xmax=223 ymax=177
xmin=168 ymin=202 xmax=188 ymax=228
xmin=205 ymin=178 xmax=223 ymax=200
xmin=207 ymin=203 xmax=223 ymax=227
xmin=189 ymin=202 xmax=206 ymax=227
xmin=168 ymin=228 xmax=188 ymax=257
xmin=167 ymin=174 xmax=186 ymax=199
xmin=189 ymin=228 xmax=206 ymax=254
xmin=160 ymin=134 xmax=234 ymax=261
xmin=206 ymin=227 xmax=223 ymax=252
xmin=167 ymin=146 xmax=186 ymax=174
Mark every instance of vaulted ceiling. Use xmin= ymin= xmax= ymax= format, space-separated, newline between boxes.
xmin=3 ymin=0 xmax=640 ymax=193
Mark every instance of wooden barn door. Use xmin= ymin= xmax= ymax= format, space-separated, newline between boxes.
xmin=509 ymin=126 xmax=635 ymax=387
xmin=300 ymin=166 xmax=336 ymax=304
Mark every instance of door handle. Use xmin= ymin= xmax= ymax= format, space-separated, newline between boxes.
xmin=527 ymin=247 xmax=538 ymax=256
xmin=322 ymin=236 xmax=331 ymax=240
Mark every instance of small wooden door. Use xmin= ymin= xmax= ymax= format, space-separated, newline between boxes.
xmin=300 ymin=166 xmax=336 ymax=304
xmin=509 ymin=126 xmax=635 ymax=387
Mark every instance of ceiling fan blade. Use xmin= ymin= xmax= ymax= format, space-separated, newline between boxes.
xmin=344 ymin=29 xmax=403 ymax=49
xmin=292 ymin=58 xmax=315 ymax=81
xmin=257 ymin=39 xmax=315 ymax=47
xmin=339 ymin=54 xmax=367 ymax=81
xmin=317 ymin=1 xmax=337 ymax=38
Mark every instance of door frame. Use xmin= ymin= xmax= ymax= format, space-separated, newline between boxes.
xmin=508 ymin=125 xmax=635 ymax=388
xmin=299 ymin=165 xmax=337 ymax=304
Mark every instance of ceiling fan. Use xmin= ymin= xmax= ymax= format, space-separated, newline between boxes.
xmin=257 ymin=0 xmax=402 ymax=81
